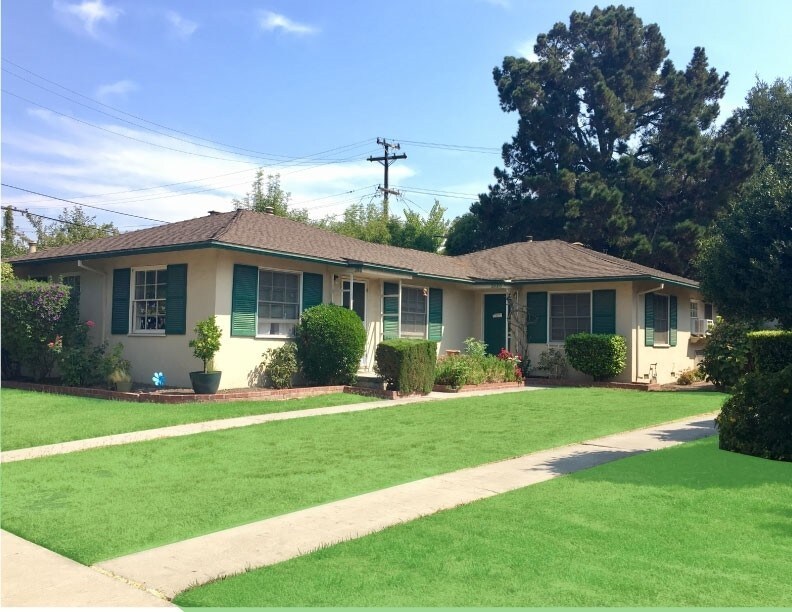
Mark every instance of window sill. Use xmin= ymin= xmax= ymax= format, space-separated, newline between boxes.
xmin=129 ymin=332 xmax=166 ymax=337
xmin=653 ymin=343 xmax=671 ymax=348
xmin=255 ymin=335 xmax=296 ymax=340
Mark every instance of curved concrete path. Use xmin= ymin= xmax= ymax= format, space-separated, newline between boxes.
xmin=1 ymin=386 xmax=543 ymax=464
xmin=95 ymin=412 xmax=718 ymax=599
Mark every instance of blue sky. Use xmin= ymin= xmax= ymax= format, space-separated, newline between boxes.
xmin=2 ymin=0 xmax=791 ymax=237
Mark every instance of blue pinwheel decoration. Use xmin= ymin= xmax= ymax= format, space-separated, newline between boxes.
xmin=152 ymin=371 xmax=166 ymax=387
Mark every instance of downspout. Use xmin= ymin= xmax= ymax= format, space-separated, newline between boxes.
xmin=635 ymin=283 xmax=664 ymax=382
xmin=77 ymin=260 xmax=107 ymax=343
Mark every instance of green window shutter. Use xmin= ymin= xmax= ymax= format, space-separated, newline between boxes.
xmin=382 ymin=282 xmax=399 ymax=340
xmin=669 ymin=295 xmax=678 ymax=346
xmin=302 ymin=272 xmax=323 ymax=312
xmin=645 ymin=293 xmax=655 ymax=346
xmin=165 ymin=264 xmax=188 ymax=335
xmin=525 ymin=292 xmax=547 ymax=343
xmin=428 ymin=288 xmax=443 ymax=341
xmin=231 ymin=264 xmax=258 ymax=337
xmin=111 ymin=268 xmax=130 ymax=335
xmin=592 ymin=289 xmax=616 ymax=334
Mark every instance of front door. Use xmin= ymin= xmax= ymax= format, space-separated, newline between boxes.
xmin=342 ymin=281 xmax=366 ymax=324
xmin=483 ymin=294 xmax=507 ymax=355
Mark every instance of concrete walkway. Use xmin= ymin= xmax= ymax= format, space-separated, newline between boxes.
xmin=0 ymin=530 xmax=174 ymax=607
xmin=1 ymin=385 xmax=543 ymax=463
xmin=95 ymin=412 xmax=718 ymax=599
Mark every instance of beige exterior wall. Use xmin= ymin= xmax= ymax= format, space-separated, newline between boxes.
xmin=512 ymin=281 xmax=708 ymax=384
xmin=12 ymin=250 xmax=708 ymax=389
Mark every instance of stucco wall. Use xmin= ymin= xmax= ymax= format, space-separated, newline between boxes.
xmin=514 ymin=281 xmax=707 ymax=385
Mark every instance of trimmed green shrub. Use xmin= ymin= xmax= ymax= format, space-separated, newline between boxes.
xmin=375 ymin=339 xmax=437 ymax=394
xmin=700 ymin=317 xmax=758 ymax=390
xmin=747 ymin=330 xmax=792 ymax=374
xmin=564 ymin=333 xmax=627 ymax=381
xmin=189 ymin=316 xmax=222 ymax=373
xmin=1 ymin=279 xmax=73 ymax=380
xmin=716 ymin=365 xmax=792 ymax=461
xmin=434 ymin=355 xmax=470 ymax=388
xmin=262 ymin=343 xmax=298 ymax=389
xmin=296 ymin=304 xmax=366 ymax=385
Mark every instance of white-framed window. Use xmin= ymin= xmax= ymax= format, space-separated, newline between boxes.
xmin=654 ymin=294 xmax=669 ymax=345
xmin=132 ymin=268 xmax=167 ymax=333
xmin=257 ymin=268 xmax=301 ymax=337
xmin=549 ymin=292 xmax=591 ymax=342
xmin=401 ymin=285 xmax=427 ymax=338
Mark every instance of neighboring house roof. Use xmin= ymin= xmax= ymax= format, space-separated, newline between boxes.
xmin=8 ymin=210 xmax=699 ymax=288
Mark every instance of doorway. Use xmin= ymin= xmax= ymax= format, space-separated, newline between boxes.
xmin=342 ymin=281 xmax=366 ymax=324
xmin=483 ymin=293 xmax=507 ymax=355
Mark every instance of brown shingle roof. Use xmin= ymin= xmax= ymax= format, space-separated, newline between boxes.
xmin=8 ymin=210 xmax=698 ymax=287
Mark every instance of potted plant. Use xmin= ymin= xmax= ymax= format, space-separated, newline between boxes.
xmin=188 ymin=315 xmax=223 ymax=394
xmin=103 ymin=343 xmax=133 ymax=392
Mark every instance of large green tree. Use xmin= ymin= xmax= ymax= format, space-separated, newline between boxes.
xmin=696 ymin=153 xmax=791 ymax=327
xmin=1 ymin=207 xmax=28 ymax=258
xmin=232 ymin=170 xmax=309 ymax=222
xmin=319 ymin=199 xmax=450 ymax=253
xmin=696 ymin=77 xmax=792 ymax=327
xmin=446 ymin=5 xmax=760 ymax=276
xmin=24 ymin=207 xmax=119 ymax=250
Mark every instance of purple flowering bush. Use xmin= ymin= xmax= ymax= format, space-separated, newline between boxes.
xmin=0 ymin=279 xmax=108 ymax=383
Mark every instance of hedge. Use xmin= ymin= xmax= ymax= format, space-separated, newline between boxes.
xmin=374 ymin=339 xmax=437 ymax=394
xmin=716 ymin=365 xmax=792 ymax=462
xmin=699 ymin=317 xmax=757 ymax=390
xmin=295 ymin=304 xmax=366 ymax=385
xmin=747 ymin=330 xmax=792 ymax=374
xmin=564 ymin=333 xmax=627 ymax=381
xmin=0 ymin=279 xmax=74 ymax=380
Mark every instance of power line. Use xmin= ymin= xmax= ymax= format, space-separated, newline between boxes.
xmin=2 ymin=205 xmax=117 ymax=234
xmin=1 ymin=184 xmax=168 ymax=223
xmin=387 ymin=137 xmax=501 ymax=154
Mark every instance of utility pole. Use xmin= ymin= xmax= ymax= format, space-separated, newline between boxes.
xmin=367 ymin=137 xmax=406 ymax=218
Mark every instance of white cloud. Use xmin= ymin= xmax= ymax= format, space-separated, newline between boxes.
xmin=53 ymin=0 xmax=122 ymax=35
xmin=166 ymin=10 xmax=198 ymax=39
xmin=259 ymin=11 xmax=318 ymax=36
xmin=95 ymin=79 xmax=138 ymax=102
xmin=516 ymin=39 xmax=539 ymax=62
xmin=1 ymin=108 xmax=410 ymax=231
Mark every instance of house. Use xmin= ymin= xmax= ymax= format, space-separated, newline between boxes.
xmin=7 ymin=209 xmax=713 ymax=387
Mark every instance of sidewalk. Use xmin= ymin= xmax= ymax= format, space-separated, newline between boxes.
xmin=95 ymin=412 xmax=718 ymax=599
xmin=1 ymin=385 xmax=544 ymax=463
xmin=0 ymin=530 xmax=174 ymax=607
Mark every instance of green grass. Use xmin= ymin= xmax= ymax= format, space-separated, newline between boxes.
xmin=175 ymin=437 xmax=792 ymax=607
xmin=0 ymin=389 xmax=374 ymax=450
xmin=0 ymin=388 xmax=725 ymax=564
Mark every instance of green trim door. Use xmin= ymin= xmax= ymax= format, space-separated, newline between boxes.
xmin=483 ymin=294 xmax=507 ymax=356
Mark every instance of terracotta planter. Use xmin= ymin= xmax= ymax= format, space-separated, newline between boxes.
xmin=189 ymin=371 xmax=222 ymax=394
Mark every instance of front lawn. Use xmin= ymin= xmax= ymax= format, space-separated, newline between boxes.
xmin=175 ymin=437 xmax=792 ymax=607
xmin=0 ymin=389 xmax=374 ymax=450
xmin=1 ymin=388 xmax=725 ymax=564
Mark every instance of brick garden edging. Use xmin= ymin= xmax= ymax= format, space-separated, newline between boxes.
xmin=523 ymin=377 xmax=658 ymax=391
xmin=432 ymin=381 xmax=525 ymax=393
xmin=1 ymin=380 xmax=384 ymax=404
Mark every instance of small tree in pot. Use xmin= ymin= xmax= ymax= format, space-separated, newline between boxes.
xmin=188 ymin=315 xmax=223 ymax=394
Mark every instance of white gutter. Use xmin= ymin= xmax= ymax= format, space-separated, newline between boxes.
xmin=634 ymin=283 xmax=664 ymax=382
xmin=77 ymin=260 xmax=107 ymax=343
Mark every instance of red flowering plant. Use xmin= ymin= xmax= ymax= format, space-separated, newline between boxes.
xmin=496 ymin=348 xmax=524 ymax=381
